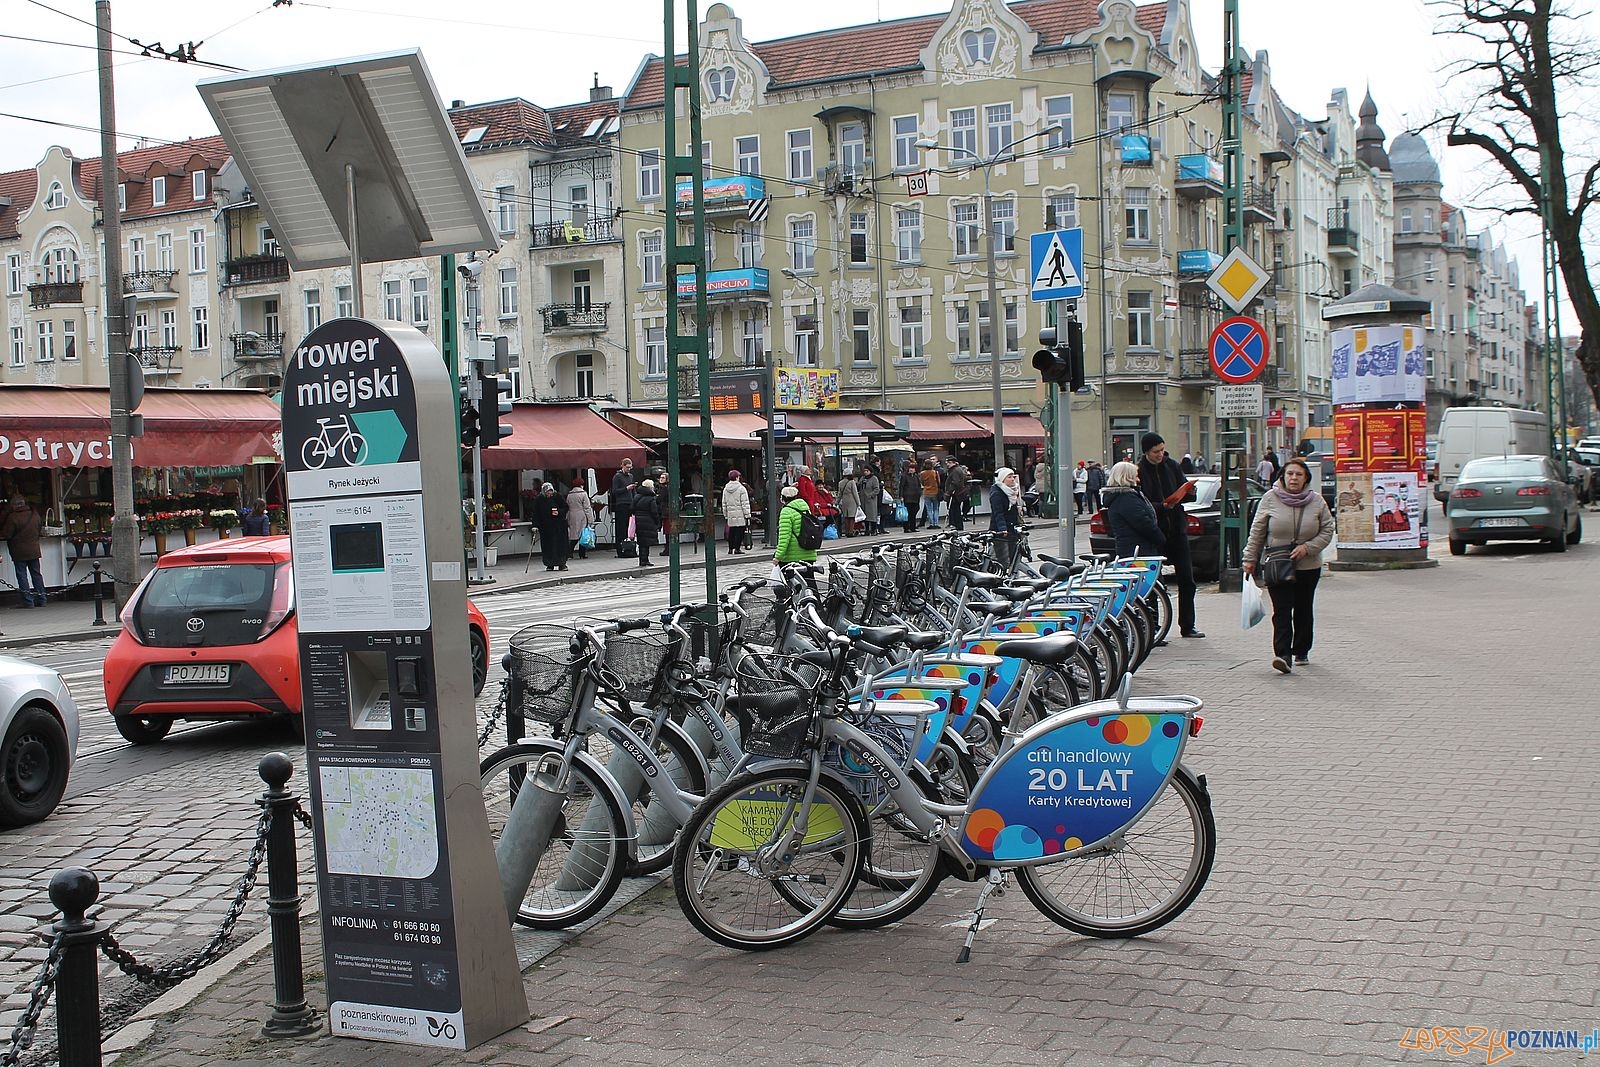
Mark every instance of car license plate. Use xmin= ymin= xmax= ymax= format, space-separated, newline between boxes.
xmin=1477 ymin=517 xmax=1526 ymax=528
xmin=164 ymin=664 xmax=229 ymax=685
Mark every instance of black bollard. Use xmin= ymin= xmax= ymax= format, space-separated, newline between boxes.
xmin=91 ymin=562 xmax=106 ymax=627
xmin=502 ymin=652 xmax=524 ymax=747
xmin=257 ymin=753 xmax=318 ymax=1038
xmin=49 ymin=867 xmax=103 ymax=1067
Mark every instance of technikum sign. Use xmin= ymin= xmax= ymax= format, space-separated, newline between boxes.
xmin=0 ymin=433 xmax=116 ymax=468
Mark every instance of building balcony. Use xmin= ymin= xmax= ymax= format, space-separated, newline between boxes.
xmin=131 ymin=345 xmax=182 ymax=374
xmin=539 ymin=302 xmax=610 ymax=333
xmin=530 ymin=217 xmax=618 ymax=248
xmin=1175 ymin=350 xmax=1212 ymax=380
xmin=1174 ymin=154 xmax=1224 ymax=197
xmin=1118 ymin=135 xmax=1154 ymax=167
xmin=1177 ymin=249 xmax=1222 ymax=282
xmin=223 ymin=255 xmax=290 ymax=286
xmin=28 ymin=280 xmax=83 ymax=308
xmin=124 ymin=270 xmax=178 ymax=297
xmin=676 ymin=268 xmax=769 ymax=304
xmin=1257 ymin=365 xmax=1282 ymax=391
xmin=675 ymin=174 xmax=766 ymax=216
xmin=230 ymin=332 xmax=286 ymax=361
xmin=1243 ymin=182 xmax=1276 ymax=224
xmin=1326 ymin=209 xmax=1359 ymax=257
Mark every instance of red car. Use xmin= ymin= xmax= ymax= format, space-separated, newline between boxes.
xmin=103 ymin=536 xmax=489 ymax=745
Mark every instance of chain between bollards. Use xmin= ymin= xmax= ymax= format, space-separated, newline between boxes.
xmin=257 ymin=752 xmax=319 ymax=1039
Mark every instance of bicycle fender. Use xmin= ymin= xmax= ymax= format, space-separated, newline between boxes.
xmin=491 ymin=738 xmax=641 ymax=850
xmin=657 ymin=718 xmax=714 ymax=787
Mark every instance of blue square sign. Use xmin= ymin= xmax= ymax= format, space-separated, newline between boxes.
xmin=1030 ymin=228 xmax=1084 ymax=301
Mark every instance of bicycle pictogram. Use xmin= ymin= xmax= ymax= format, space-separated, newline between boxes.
xmin=300 ymin=415 xmax=369 ymax=469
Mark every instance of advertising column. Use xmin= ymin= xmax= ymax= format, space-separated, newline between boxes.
xmin=282 ymin=319 xmax=527 ymax=1049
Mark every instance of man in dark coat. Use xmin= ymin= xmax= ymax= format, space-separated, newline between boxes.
xmin=609 ymin=458 xmax=638 ymax=556
xmin=631 ymin=479 xmax=662 ymax=567
xmin=1137 ymin=432 xmax=1204 ymax=639
xmin=1084 ymin=460 xmax=1108 ymax=513
xmin=0 ymin=494 xmax=46 ymax=607
xmin=532 ymin=483 xmax=569 ymax=571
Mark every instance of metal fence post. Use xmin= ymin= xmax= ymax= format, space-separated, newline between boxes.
xmin=257 ymin=753 xmax=318 ymax=1038
xmin=49 ymin=867 xmax=103 ymax=1067
xmin=91 ymin=562 xmax=107 ymax=627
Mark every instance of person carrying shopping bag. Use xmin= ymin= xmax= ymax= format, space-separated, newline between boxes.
xmin=897 ymin=459 xmax=922 ymax=533
xmin=1243 ymin=456 xmax=1335 ymax=675
xmin=721 ymin=469 xmax=752 ymax=554
xmin=566 ymin=482 xmax=595 ymax=561
xmin=858 ymin=463 xmax=882 ymax=535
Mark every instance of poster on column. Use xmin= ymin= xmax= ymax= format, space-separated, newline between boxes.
xmin=1330 ymin=325 xmax=1426 ymax=405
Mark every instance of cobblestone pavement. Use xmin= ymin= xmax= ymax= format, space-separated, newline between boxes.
xmin=18 ymin=532 xmax=1600 ymax=1066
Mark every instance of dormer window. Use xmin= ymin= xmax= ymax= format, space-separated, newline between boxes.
xmin=192 ymin=170 xmax=207 ymax=200
xmin=706 ymin=67 xmax=736 ymax=102
xmin=117 ymin=184 xmax=127 ymax=213
xmin=44 ymin=182 xmax=67 ymax=210
xmin=151 ymin=176 xmax=167 ymax=207
xmin=962 ymin=28 xmax=997 ymax=64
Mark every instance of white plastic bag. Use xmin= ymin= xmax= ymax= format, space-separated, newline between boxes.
xmin=1240 ymin=580 xmax=1267 ymax=630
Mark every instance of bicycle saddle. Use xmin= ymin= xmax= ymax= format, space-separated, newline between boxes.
xmin=953 ymin=566 xmax=1005 ymax=589
xmin=970 ymin=597 xmax=1015 ymax=617
xmin=992 ymin=630 xmax=1080 ymax=665
xmin=995 ymin=585 xmax=1039 ymax=602
xmin=852 ymin=624 xmax=908 ymax=649
xmin=1013 ymin=577 xmax=1055 ymax=594
xmin=903 ymin=630 xmax=946 ymax=652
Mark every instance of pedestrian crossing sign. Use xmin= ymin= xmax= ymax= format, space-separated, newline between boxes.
xmin=1030 ymin=228 xmax=1084 ymax=301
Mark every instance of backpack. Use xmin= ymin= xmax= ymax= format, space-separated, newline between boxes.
xmin=795 ymin=506 xmax=825 ymax=551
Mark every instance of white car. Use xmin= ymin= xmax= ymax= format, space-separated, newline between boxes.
xmin=1 ymin=654 xmax=80 ymax=828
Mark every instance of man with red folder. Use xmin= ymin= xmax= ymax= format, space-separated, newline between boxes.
xmin=1138 ymin=432 xmax=1204 ymax=639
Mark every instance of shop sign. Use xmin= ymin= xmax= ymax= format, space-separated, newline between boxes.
xmin=0 ymin=432 xmax=117 ymax=468
xmin=707 ymin=371 xmax=764 ymax=413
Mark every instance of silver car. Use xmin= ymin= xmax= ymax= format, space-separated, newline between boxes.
xmin=1 ymin=654 xmax=80 ymax=828
xmin=1447 ymin=455 xmax=1582 ymax=555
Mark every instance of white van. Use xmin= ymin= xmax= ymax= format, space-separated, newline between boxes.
xmin=1434 ymin=406 xmax=1550 ymax=503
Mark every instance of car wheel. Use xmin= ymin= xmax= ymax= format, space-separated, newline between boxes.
xmin=1568 ymin=515 xmax=1583 ymax=546
xmin=1448 ymin=537 xmax=1466 ymax=556
xmin=1550 ymin=519 xmax=1568 ymax=553
xmin=115 ymin=715 xmax=172 ymax=745
xmin=1 ymin=706 xmax=71 ymax=828
xmin=470 ymin=628 xmax=488 ymax=697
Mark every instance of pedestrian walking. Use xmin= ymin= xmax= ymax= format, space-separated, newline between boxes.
xmin=989 ymin=467 xmax=1023 ymax=573
xmin=1138 ymin=433 xmax=1204 ymax=639
xmin=774 ymin=485 xmax=817 ymax=566
xmin=1033 ymin=459 xmax=1052 ymax=515
xmin=944 ymin=457 xmax=970 ymax=530
xmin=1180 ymin=453 xmax=1195 ymax=475
xmin=532 ymin=483 xmax=569 ymax=571
xmin=242 ymin=497 xmax=271 ymax=536
xmin=1072 ymin=461 xmax=1089 ymax=515
xmin=897 ymin=459 xmax=922 ymax=533
xmin=1244 ymin=456 xmax=1335 ymax=674
xmin=836 ymin=472 xmax=861 ymax=537
xmin=610 ymin=458 xmax=638 ymax=556
xmin=721 ymin=469 xmax=752 ymax=553
xmin=566 ymin=482 xmax=595 ymax=561
xmin=858 ymin=463 xmax=882 ymax=535
xmin=1084 ymin=460 xmax=1107 ymax=513
xmin=1255 ymin=451 xmax=1281 ymax=485
xmin=0 ymin=494 xmax=46 ymax=608
xmin=1100 ymin=462 xmax=1165 ymax=558
xmin=919 ymin=458 xmax=943 ymax=530
xmin=632 ymin=479 xmax=662 ymax=567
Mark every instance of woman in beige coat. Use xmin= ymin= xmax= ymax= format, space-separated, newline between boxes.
xmin=1243 ymin=457 xmax=1335 ymax=674
xmin=566 ymin=483 xmax=595 ymax=560
xmin=720 ymin=469 xmax=752 ymax=554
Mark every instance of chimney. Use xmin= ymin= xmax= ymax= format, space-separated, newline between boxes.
xmin=450 ymin=99 xmax=465 ymax=110
xmin=590 ymin=73 xmax=612 ymax=102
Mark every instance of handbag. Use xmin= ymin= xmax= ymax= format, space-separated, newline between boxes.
xmin=1259 ymin=508 xmax=1305 ymax=587
xmin=578 ymin=526 xmax=596 ymax=549
xmin=893 ymin=501 xmax=909 ymax=524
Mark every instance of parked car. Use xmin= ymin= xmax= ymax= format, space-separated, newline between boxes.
xmin=1088 ymin=475 xmax=1262 ymax=580
xmin=103 ymin=537 xmax=490 ymax=745
xmin=1562 ymin=449 xmax=1595 ymax=505
xmin=1 ymin=655 xmax=80 ymax=828
xmin=1434 ymin=406 xmax=1549 ymax=503
xmin=1446 ymin=455 xmax=1581 ymax=555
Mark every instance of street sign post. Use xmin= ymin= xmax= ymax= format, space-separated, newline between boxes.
xmin=1029 ymin=228 xmax=1084 ymax=301
xmin=1208 ymin=316 xmax=1270 ymax=384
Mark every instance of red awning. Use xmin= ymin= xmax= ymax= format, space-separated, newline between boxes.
xmin=888 ymin=412 xmax=993 ymax=442
xmin=606 ymin=409 xmax=767 ymax=451
xmin=0 ymin=385 xmax=280 ymax=469
xmin=478 ymin=403 xmax=649 ymax=470
xmin=1000 ymin=413 xmax=1047 ymax=447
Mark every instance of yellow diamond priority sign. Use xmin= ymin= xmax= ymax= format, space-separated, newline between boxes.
xmin=1206 ymin=247 xmax=1271 ymax=312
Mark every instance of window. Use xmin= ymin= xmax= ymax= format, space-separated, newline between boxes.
xmin=641 ymin=233 xmax=663 ymax=286
xmin=950 ymin=108 xmax=977 ymax=159
xmin=335 ymin=285 xmax=354 ymax=318
xmin=644 ymin=325 xmax=666 ymax=377
xmin=128 ymin=237 xmax=146 ymax=273
xmin=961 ymin=27 xmax=997 ymax=64
xmin=957 ymin=303 xmax=973 ymax=357
xmin=786 ymin=129 xmax=813 ymax=182
xmin=794 ymin=310 xmax=818 ymax=367
xmin=1424 ymin=208 xmax=1434 ymax=231
xmin=45 ymin=182 xmax=66 ymax=209
xmin=1448 ymin=267 xmax=1458 ymax=287
xmin=410 ymin=276 xmax=430 ymax=325
xmin=117 ymin=184 xmax=127 ymax=213
xmin=898 ymin=301 xmax=925 ymax=360
xmin=849 ymin=212 xmax=868 ymax=266
xmin=62 ymin=320 xmax=77 ymax=360
xmin=1105 ymin=92 xmax=1135 ymax=133
xmin=1005 ymin=298 xmax=1019 ymax=355
xmin=1047 ymin=191 xmax=1078 ymax=230
xmin=383 ymin=279 xmax=404 ymax=321
xmin=6 ymin=255 xmax=20 ymax=294
xmin=151 ymin=176 xmax=167 ymax=208
xmin=984 ymin=103 xmax=1014 ymax=159
xmin=1044 ymin=96 xmax=1074 ymax=150
xmin=789 ymin=218 xmax=816 ymax=272
xmin=738 ymin=224 xmax=762 ymax=268
xmin=893 ymin=116 xmax=920 ymax=170
xmin=1400 ymin=207 xmax=1413 ymax=234
xmin=954 ymin=202 xmax=981 ymax=257
xmin=495 ymin=185 xmax=517 ymax=235
xmin=694 ymin=140 xmax=713 ymax=180
xmin=852 ymin=309 xmax=872 ymax=363
xmin=188 ymin=228 xmax=206 ymax=273
xmin=572 ymin=268 xmax=592 ymax=310
xmin=160 ymin=309 xmax=178 ymax=347
xmin=156 ymin=232 xmax=174 ymax=271
xmin=741 ymin=315 xmax=764 ymax=365
xmin=9 ymin=327 xmax=23 ymax=368
xmin=36 ymin=321 xmax=54 ymax=362
xmin=638 ymin=149 xmax=662 ymax=200
xmin=192 ymin=170 xmax=207 ymax=200
xmin=44 ymin=248 xmax=78 ymax=283
xmin=498 ymin=266 xmax=518 ymax=318
xmin=991 ymin=197 xmax=1016 ymax=252
xmin=1124 ymin=187 xmax=1151 ymax=242
xmin=304 ymin=288 xmax=322 ymax=332
xmin=192 ymin=306 xmax=209 ymax=349
xmin=736 ymin=135 xmax=760 ymax=176
xmin=839 ymin=122 xmax=866 ymax=174
xmin=263 ymin=299 xmax=280 ymax=338
xmin=1127 ymin=290 xmax=1154 ymax=347
xmin=575 ymin=352 xmax=596 ymax=398
xmin=1424 ymin=254 xmax=1436 ymax=280
xmin=706 ymin=66 xmax=736 ymax=101
xmin=895 ymin=206 xmax=923 ymax=263
xmin=259 ymin=226 xmax=279 ymax=257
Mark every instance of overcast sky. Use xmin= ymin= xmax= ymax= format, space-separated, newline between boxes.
xmin=3 ymin=0 xmax=1591 ymax=321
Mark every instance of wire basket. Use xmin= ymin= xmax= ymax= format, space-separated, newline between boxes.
xmin=732 ymin=652 xmax=816 ymax=759
xmin=602 ymin=627 xmax=673 ymax=706
xmin=506 ymin=624 xmax=583 ymax=724
xmin=730 ymin=586 xmax=782 ymax=646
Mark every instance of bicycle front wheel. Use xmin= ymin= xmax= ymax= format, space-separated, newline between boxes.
xmin=1016 ymin=768 xmax=1215 ymax=938
xmin=480 ymin=745 xmax=628 ymax=930
xmin=673 ymin=767 xmax=867 ymax=951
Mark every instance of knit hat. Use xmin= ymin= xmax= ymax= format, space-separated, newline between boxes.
xmin=541 ymin=482 xmax=554 ymax=492
xmin=781 ymin=486 xmax=799 ymax=499
xmin=640 ymin=479 xmax=654 ymax=490
xmin=1140 ymin=432 xmax=1165 ymax=455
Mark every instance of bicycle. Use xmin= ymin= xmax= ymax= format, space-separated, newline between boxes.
xmin=299 ymin=414 xmax=369 ymax=469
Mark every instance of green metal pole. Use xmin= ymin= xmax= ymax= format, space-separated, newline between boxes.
xmin=1218 ymin=0 xmax=1247 ymax=588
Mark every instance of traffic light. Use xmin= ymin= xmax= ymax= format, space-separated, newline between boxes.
xmin=475 ymin=357 xmax=514 ymax=448
xmin=1031 ymin=322 xmax=1086 ymax=391
xmin=1064 ymin=318 xmax=1086 ymax=391
xmin=459 ymin=375 xmax=480 ymax=447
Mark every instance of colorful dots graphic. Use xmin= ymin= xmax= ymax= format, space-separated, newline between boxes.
xmin=1055 ymin=825 xmax=1066 ymax=835
xmin=1121 ymin=715 xmax=1152 ymax=745
xmin=1044 ymin=839 xmax=1062 ymax=855
xmin=1102 ymin=718 xmax=1128 ymax=744
xmin=991 ymin=824 xmax=1044 ymax=860
xmin=1064 ymin=836 xmax=1083 ymax=850
xmin=966 ymin=808 xmax=1005 ymax=851
xmin=1163 ymin=720 xmax=1181 ymax=738
xmin=1086 ymin=717 xmax=1100 ymax=726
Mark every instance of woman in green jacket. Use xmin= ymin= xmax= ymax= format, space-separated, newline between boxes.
xmin=774 ymin=485 xmax=817 ymax=565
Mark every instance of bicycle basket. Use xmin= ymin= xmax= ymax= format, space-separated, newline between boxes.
xmin=732 ymin=586 xmax=783 ymax=646
xmin=602 ymin=627 xmax=673 ymax=705
xmin=732 ymin=652 xmax=815 ymax=759
xmin=506 ymin=625 xmax=583 ymax=724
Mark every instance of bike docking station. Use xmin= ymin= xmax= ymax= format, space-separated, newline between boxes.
xmin=282 ymin=319 xmax=528 ymax=1048
xmin=201 ymin=48 xmax=529 ymax=1050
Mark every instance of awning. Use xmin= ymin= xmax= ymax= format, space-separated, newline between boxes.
xmin=0 ymin=385 xmax=281 ymax=469
xmin=1000 ymin=413 xmax=1047 ymax=447
xmin=606 ymin=409 xmax=767 ymax=451
xmin=887 ymin=412 xmax=993 ymax=442
xmin=479 ymin=403 xmax=650 ymax=471
xmin=778 ymin=410 xmax=906 ymax=440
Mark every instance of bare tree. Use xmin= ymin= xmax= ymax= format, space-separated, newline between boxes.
xmin=1435 ymin=0 xmax=1600 ymax=409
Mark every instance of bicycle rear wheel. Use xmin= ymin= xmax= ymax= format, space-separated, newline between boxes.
xmin=1016 ymin=768 xmax=1215 ymax=938
xmin=480 ymin=745 xmax=628 ymax=930
xmin=674 ymin=766 xmax=867 ymax=951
